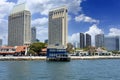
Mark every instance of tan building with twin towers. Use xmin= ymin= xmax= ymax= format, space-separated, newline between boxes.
xmin=48 ymin=6 xmax=68 ymax=48
xmin=8 ymin=3 xmax=31 ymax=46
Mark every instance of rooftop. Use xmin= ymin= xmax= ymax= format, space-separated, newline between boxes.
xmin=49 ymin=5 xmax=67 ymax=12
xmin=10 ymin=3 xmax=29 ymax=15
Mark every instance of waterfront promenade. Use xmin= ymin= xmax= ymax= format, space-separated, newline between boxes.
xmin=0 ymin=56 xmax=120 ymax=60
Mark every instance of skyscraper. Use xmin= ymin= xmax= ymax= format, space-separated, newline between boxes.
xmin=119 ymin=36 xmax=120 ymax=51
xmin=0 ymin=39 xmax=2 ymax=46
xmin=44 ymin=39 xmax=48 ymax=44
xmin=80 ymin=33 xmax=85 ymax=49
xmin=116 ymin=36 xmax=119 ymax=50
xmin=31 ymin=27 xmax=36 ymax=43
xmin=86 ymin=33 xmax=91 ymax=47
xmin=8 ymin=3 xmax=31 ymax=46
xmin=95 ymin=34 xmax=104 ymax=48
xmin=104 ymin=36 xmax=120 ymax=51
xmin=48 ymin=6 xmax=68 ymax=47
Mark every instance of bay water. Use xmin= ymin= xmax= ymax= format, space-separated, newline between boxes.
xmin=0 ymin=59 xmax=120 ymax=80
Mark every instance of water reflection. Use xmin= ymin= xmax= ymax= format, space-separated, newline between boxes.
xmin=7 ymin=61 xmax=31 ymax=80
xmin=46 ymin=62 xmax=73 ymax=80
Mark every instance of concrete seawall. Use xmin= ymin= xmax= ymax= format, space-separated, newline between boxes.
xmin=71 ymin=56 xmax=120 ymax=60
xmin=0 ymin=56 xmax=46 ymax=61
xmin=0 ymin=56 xmax=120 ymax=61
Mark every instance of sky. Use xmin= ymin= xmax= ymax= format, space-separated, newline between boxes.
xmin=0 ymin=0 xmax=120 ymax=46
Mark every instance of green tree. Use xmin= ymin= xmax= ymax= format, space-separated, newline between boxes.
xmin=83 ymin=46 xmax=89 ymax=51
xmin=29 ymin=42 xmax=46 ymax=55
xmin=28 ymin=50 xmax=36 ymax=56
xmin=101 ymin=47 xmax=106 ymax=50
xmin=66 ymin=43 xmax=73 ymax=53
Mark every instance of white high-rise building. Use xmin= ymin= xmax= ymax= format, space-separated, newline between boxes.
xmin=8 ymin=3 xmax=31 ymax=46
xmin=48 ymin=6 xmax=68 ymax=48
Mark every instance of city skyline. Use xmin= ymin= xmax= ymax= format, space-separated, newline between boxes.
xmin=0 ymin=0 xmax=120 ymax=45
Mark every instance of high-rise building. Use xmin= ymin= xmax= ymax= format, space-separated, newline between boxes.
xmin=80 ymin=33 xmax=85 ymax=49
xmin=116 ymin=36 xmax=119 ymax=50
xmin=8 ymin=3 xmax=31 ymax=46
xmin=44 ymin=39 xmax=48 ymax=44
xmin=104 ymin=36 xmax=119 ymax=51
xmin=48 ymin=6 xmax=68 ymax=47
xmin=95 ymin=34 xmax=104 ymax=48
xmin=119 ymin=36 xmax=120 ymax=51
xmin=86 ymin=33 xmax=91 ymax=47
xmin=31 ymin=27 xmax=36 ymax=43
xmin=0 ymin=39 xmax=2 ymax=46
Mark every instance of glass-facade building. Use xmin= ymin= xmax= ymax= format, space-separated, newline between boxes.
xmin=0 ymin=39 xmax=2 ymax=46
xmin=80 ymin=33 xmax=85 ymax=49
xmin=86 ymin=33 xmax=91 ymax=47
xmin=95 ymin=34 xmax=104 ymax=48
xmin=104 ymin=36 xmax=120 ymax=51
xmin=31 ymin=27 xmax=36 ymax=43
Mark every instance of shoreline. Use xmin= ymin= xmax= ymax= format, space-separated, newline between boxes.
xmin=0 ymin=56 xmax=120 ymax=61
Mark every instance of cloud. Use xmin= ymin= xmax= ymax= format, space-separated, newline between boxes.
xmin=108 ymin=28 xmax=120 ymax=36
xmin=32 ymin=17 xmax=48 ymax=27
xmin=0 ymin=0 xmax=15 ymax=45
xmin=31 ymin=17 xmax=48 ymax=42
xmin=68 ymin=33 xmax=79 ymax=43
xmin=0 ymin=19 xmax=8 ymax=45
xmin=75 ymin=14 xmax=99 ymax=23
xmin=17 ymin=0 xmax=83 ymax=15
xmin=36 ymin=27 xmax=48 ymax=42
xmin=85 ymin=24 xmax=104 ymax=46
xmin=0 ymin=0 xmax=15 ymax=18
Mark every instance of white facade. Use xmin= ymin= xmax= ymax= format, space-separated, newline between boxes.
xmin=8 ymin=3 xmax=31 ymax=46
xmin=48 ymin=6 xmax=68 ymax=48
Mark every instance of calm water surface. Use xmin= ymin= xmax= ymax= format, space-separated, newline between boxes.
xmin=0 ymin=59 xmax=120 ymax=80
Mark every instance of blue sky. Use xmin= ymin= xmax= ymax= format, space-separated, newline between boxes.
xmin=0 ymin=0 xmax=120 ymax=45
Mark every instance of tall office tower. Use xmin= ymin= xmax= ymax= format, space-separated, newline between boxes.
xmin=86 ymin=33 xmax=91 ymax=47
xmin=31 ymin=27 xmax=36 ymax=43
xmin=104 ymin=36 xmax=119 ymax=51
xmin=116 ymin=36 xmax=119 ymax=51
xmin=44 ymin=39 xmax=48 ymax=44
xmin=48 ymin=6 xmax=68 ymax=48
xmin=119 ymin=36 xmax=120 ymax=51
xmin=80 ymin=33 xmax=85 ymax=49
xmin=95 ymin=34 xmax=104 ymax=48
xmin=0 ymin=39 xmax=2 ymax=46
xmin=8 ymin=3 xmax=31 ymax=46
